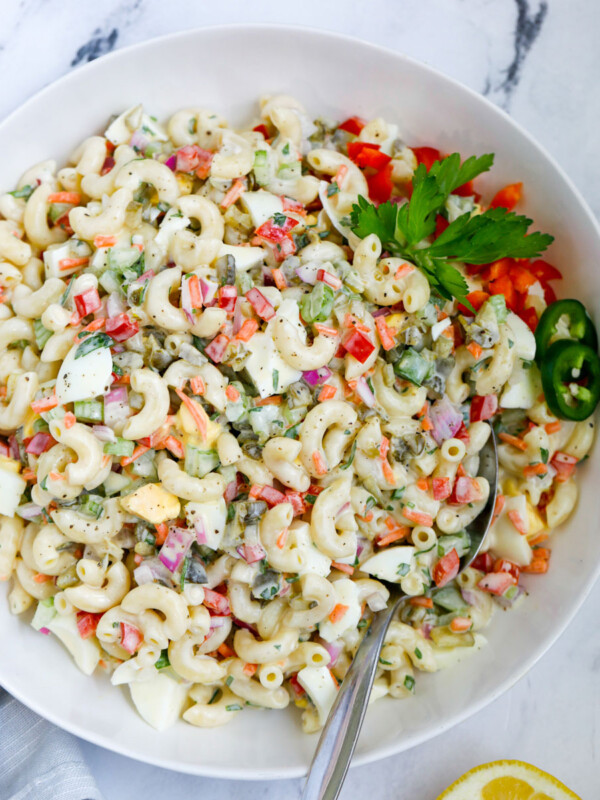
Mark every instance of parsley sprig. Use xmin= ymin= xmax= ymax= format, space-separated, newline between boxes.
xmin=350 ymin=152 xmax=554 ymax=310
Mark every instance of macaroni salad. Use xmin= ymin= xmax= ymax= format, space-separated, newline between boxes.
xmin=0 ymin=96 xmax=596 ymax=733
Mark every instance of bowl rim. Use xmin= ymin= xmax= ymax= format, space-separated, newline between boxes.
xmin=1 ymin=21 xmax=599 ymax=781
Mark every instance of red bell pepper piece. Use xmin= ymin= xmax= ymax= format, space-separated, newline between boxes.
xmin=342 ymin=329 xmax=376 ymax=363
xmin=203 ymin=588 xmax=231 ymax=615
xmin=529 ymin=259 xmax=562 ymax=283
xmin=435 ymin=214 xmax=449 ymax=238
xmin=432 ymin=476 xmax=452 ymax=501
xmin=509 ymin=264 xmax=537 ymax=294
xmin=24 ymin=432 xmax=55 ymax=455
xmin=255 ymin=216 xmax=297 ymax=242
xmin=454 ymin=421 xmax=470 ymax=445
xmin=254 ymin=485 xmax=287 ymax=507
xmin=218 ymin=285 xmax=238 ymax=314
xmin=433 ymin=548 xmax=460 ymax=588
xmin=285 ymin=490 xmax=306 ymax=516
xmin=204 ymin=333 xmax=230 ymax=363
xmin=253 ymin=124 xmax=270 ymax=138
xmin=338 ymin=116 xmax=367 ymax=135
xmin=488 ymin=274 xmax=517 ymax=311
xmin=478 ymin=571 xmax=517 ymax=595
xmin=490 ymin=182 xmax=522 ymax=211
xmin=470 ymin=394 xmax=498 ymax=422
xmin=450 ymin=476 xmax=484 ymax=505
xmin=366 ymin=162 xmax=393 ymax=204
xmin=175 ymin=145 xmax=213 ymax=174
xmin=347 ymin=142 xmax=391 ymax=170
xmin=73 ymin=287 xmax=101 ymax=318
xmin=412 ymin=146 xmax=441 ymax=171
xmin=550 ymin=451 xmax=578 ymax=482
xmin=482 ymin=258 xmax=515 ymax=282
xmin=457 ymin=291 xmax=489 ymax=315
xmin=76 ymin=612 xmax=103 ymax=639
xmin=246 ymin=288 xmax=275 ymax=321
xmin=494 ymin=558 xmax=521 ymax=581
xmin=105 ymin=313 xmax=139 ymax=342
xmin=120 ymin=622 xmax=143 ymax=654
xmin=471 ymin=552 xmax=494 ymax=573
xmin=519 ymin=306 xmax=539 ymax=332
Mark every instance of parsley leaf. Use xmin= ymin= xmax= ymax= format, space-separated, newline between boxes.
xmin=349 ymin=152 xmax=553 ymax=309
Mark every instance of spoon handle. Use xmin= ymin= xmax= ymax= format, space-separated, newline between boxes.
xmin=301 ymin=601 xmax=398 ymax=800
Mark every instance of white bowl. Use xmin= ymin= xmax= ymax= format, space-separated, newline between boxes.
xmin=1 ymin=24 xmax=599 ymax=781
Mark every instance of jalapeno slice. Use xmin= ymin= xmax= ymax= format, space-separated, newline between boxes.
xmin=535 ymin=299 xmax=598 ymax=363
xmin=540 ymin=340 xmax=600 ymax=421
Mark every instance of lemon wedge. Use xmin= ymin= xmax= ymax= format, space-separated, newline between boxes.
xmin=436 ymin=760 xmax=581 ymax=800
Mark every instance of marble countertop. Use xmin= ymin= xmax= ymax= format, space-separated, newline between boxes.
xmin=1 ymin=0 xmax=598 ymax=797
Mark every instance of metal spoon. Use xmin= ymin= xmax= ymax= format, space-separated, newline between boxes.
xmin=301 ymin=424 xmax=498 ymax=800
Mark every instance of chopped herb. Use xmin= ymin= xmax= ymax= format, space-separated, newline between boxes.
xmin=305 ymin=494 xmax=317 ymax=504
xmin=340 ymin=439 xmax=357 ymax=470
xmin=155 ymin=649 xmax=170 ymax=670
xmin=208 ymin=688 xmax=220 ymax=704
xmin=327 ymin=182 xmax=340 ymax=197
xmin=414 ymin=647 xmax=423 ymax=659
xmin=391 ymin=488 xmax=405 ymax=500
xmin=404 ymin=675 xmax=415 ymax=691
xmin=540 ymin=448 xmax=549 ymax=464
xmin=75 ymin=332 xmax=113 ymax=359
xmin=397 ymin=563 xmax=410 ymax=577
xmin=379 ymin=658 xmax=392 ymax=666
xmin=225 ymin=675 xmax=234 ymax=687
xmin=226 ymin=704 xmax=243 ymax=712
xmin=284 ymin=422 xmax=302 ymax=439
xmin=273 ymin=369 xmax=279 ymax=391
xmin=272 ymin=212 xmax=287 ymax=227
xmin=9 ymin=184 xmax=35 ymax=199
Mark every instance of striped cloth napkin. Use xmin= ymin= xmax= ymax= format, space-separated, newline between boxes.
xmin=0 ymin=689 xmax=103 ymax=800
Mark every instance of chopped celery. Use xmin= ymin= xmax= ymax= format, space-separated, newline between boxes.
xmin=430 ymin=625 xmax=475 ymax=648
xmin=437 ymin=531 xmax=470 ymax=559
xmin=394 ymin=348 xmax=432 ymax=386
xmin=33 ymin=417 xmax=50 ymax=433
xmin=129 ymin=449 xmax=157 ymax=478
xmin=432 ymin=586 xmax=468 ymax=613
xmin=487 ymin=294 xmax=508 ymax=324
xmin=185 ymin=445 xmax=220 ymax=478
xmin=103 ymin=438 xmax=135 ymax=457
xmin=31 ymin=598 xmax=56 ymax=631
xmin=103 ymin=471 xmax=131 ymax=496
xmin=300 ymin=282 xmax=335 ymax=323
xmin=74 ymin=399 xmax=104 ymax=423
xmin=252 ymin=149 xmax=270 ymax=186
xmin=34 ymin=319 xmax=52 ymax=349
xmin=79 ymin=494 xmax=104 ymax=519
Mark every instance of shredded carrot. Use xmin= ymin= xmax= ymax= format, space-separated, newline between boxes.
xmin=74 ymin=317 xmax=105 ymax=340
xmin=374 ymin=315 xmax=396 ymax=350
xmin=63 ymin=412 xmax=76 ymax=429
xmin=416 ymin=477 xmax=429 ymax=492
xmin=33 ymin=572 xmax=53 ymax=584
xmin=312 ymin=450 xmax=328 ymax=475
xmin=243 ymin=663 xmax=258 ymax=677
xmin=221 ymin=178 xmax=246 ymax=209
xmin=545 ymin=421 xmax=562 ymax=434
xmin=523 ymin=463 xmax=548 ymax=478
xmin=394 ymin=263 xmax=415 ymax=279
xmin=343 ymin=314 xmax=371 ymax=334
xmin=254 ymin=395 xmax=282 ymax=406
xmin=48 ymin=191 xmax=81 ymax=204
xmin=358 ymin=511 xmax=374 ymax=522
xmin=328 ymin=603 xmax=349 ymax=624
xmin=58 ymin=256 xmax=89 ymax=271
xmin=450 ymin=616 xmax=473 ymax=632
xmin=164 ymin=435 xmax=185 ymax=459
xmin=403 ymin=508 xmax=433 ymax=526
xmin=276 ymin=527 xmax=289 ymax=549
xmin=190 ymin=376 xmax=205 ymax=395
xmin=272 ymin=268 xmax=287 ymax=290
xmin=94 ymin=234 xmax=117 ymax=248
xmin=466 ymin=341 xmax=483 ymax=360
xmin=416 ymin=402 xmax=428 ymax=419
xmin=132 ymin=241 xmax=144 ymax=252
xmin=31 ymin=391 xmax=58 ymax=414
xmin=498 ymin=432 xmax=528 ymax=451
xmin=330 ymin=670 xmax=340 ymax=689
xmin=522 ymin=558 xmax=549 ymax=574
xmin=377 ymin=528 xmax=408 ymax=547
xmin=0 ymin=387 xmax=6 ymax=399
xmin=188 ymin=274 xmax=203 ymax=309
xmin=379 ymin=436 xmax=390 ymax=460
xmin=175 ymin=388 xmax=208 ymax=438
xmin=120 ymin=444 xmax=151 ymax=467
xmin=155 ymin=523 xmax=168 ymax=545
xmin=225 ymin=385 xmax=240 ymax=402
xmin=528 ymin=532 xmax=549 ymax=547
xmin=22 ymin=468 xmax=37 ymax=483
xmin=507 ymin=509 xmax=528 ymax=535
xmin=217 ymin=642 xmax=236 ymax=658
xmin=333 ymin=164 xmax=348 ymax=188
xmin=491 ymin=494 xmax=506 ymax=525
xmin=331 ymin=561 xmax=355 ymax=575
xmin=318 ymin=384 xmax=337 ymax=402
xmin=235 ymin=318 xmax=259 ymax=342
xmin=381 ymin=459 xmax=396 ymax=485
xmin=409 ymin=596 xmax=433 ymax=609
xmin=421 ymin=415 xmax=433 ymax=432
xmin=532 ymin=547 xmax=550 ymax=560
xmin=313 ymin=323 xmax=338 ymax=337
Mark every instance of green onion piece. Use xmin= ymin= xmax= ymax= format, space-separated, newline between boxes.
xmin=75 ymin=332 xmax=114 ymax=359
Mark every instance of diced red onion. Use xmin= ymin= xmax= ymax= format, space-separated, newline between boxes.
xmin=336 ymin=501 xmax=351 ymax=517
xmin=8 ymin=435 xmax=19 ymax=461
xmin=129 ymin=129 xmax=149 ymax=154
xmin=134 ymin=557 xmax=173 ymax=586
xmin=133 ymin=563 xmax=156 ymax=586
xmin=39 ymin=627 xmax=51 ymax=636
xmin=104 ymin=385 xmax=127 ymax=405
xmin=159 ymin=526 xmax=194 ymax=572
xmin=355 ymin=376 xmax=376 ymax=408
xmin=165 ymin=155 xmax=177 ymax=171
xmin=194 ymin=517 xmax=207 ymax=545
xmin=232 ymin=617 xmax=258 ymax=635
xmin=209 ymin=615 xmax=228 ymax=629
xmin=494 ymin=585 xmax=525 ymax=610
xmin=371 ymin=307 xmax=392 ymax=318
xmin=111 ymin=344 xmax=125 ymax=354
xmin=232 ymin=297 xmax=244 ymax=335
xmin=200 ymin=278 xmax=218 ymax=306
xmin=92 ymin=425 xmax=116 ymax=443
xmin=239 ymin=543 xmax=266 ymax=564
xmin=320 ymin=639 xmax=343 ymax=666
xmin=106 ymin=291 xmax=127 ymax=318
xmin=295 ymin=264 xmax=317 ymax=285
xmin=421 ymin=622 xmax=433 ymax=639
xmin=302 ymin=366 xmax=332 ymax=387
xmin=25 ymin=432 xmax=54 ymax=455
xmin=429 ymin=397 xmax=464 ymax=445
xmin=17 ymin=503 xmax=44 ymax=520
